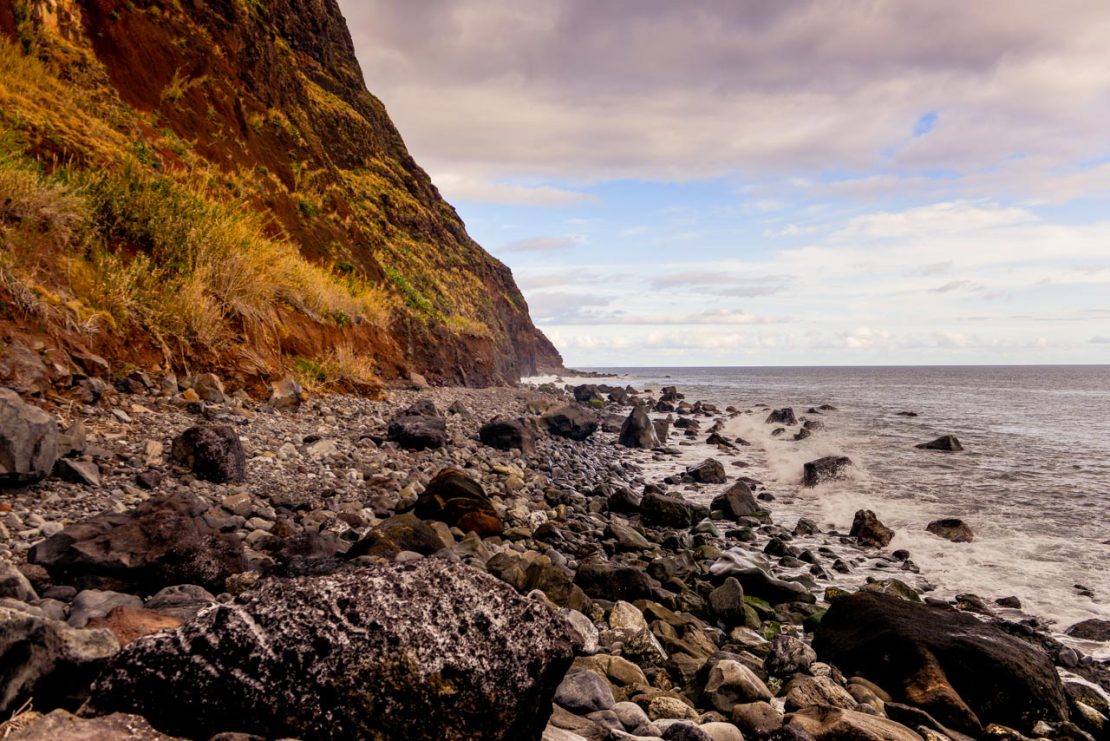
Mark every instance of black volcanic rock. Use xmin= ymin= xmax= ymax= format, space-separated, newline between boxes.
xmin=765 ymin=408 xmax=797 ymax=425
xmin=916 ymin=435 xmax=963 ymax=451
xmin=84 ymin=560 xmax=576 ymax=740
xmin=850 ymin=509 xmax=894 ymax=548
xmin=686 ymin=458 xmax=727 ymax=484
xmin=414 ymin=468 xmax=502 ymax=537
xmin=170 ymin=425 xmax=246 ymax=484
xmin=479 ymin=416 xmax=536 ymax=455
xmin=640 ymin=491 xmax=708 ymax=528
xmin=618 ymin=405 xmax=660 ymax=449
xmin=543 ymin=405 xmax=599 ymax=441
xmin=802 ymin=456 xmax=853 ymax=487
xmin=710 ymin=481 xmax=760 ymax=519
xmin=388 ymin=414 xmax=448 ymax=450
xmin=926 ymin=518 xmax=974 ymax=543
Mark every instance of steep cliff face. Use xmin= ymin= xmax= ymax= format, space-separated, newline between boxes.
xmin=0 ymin=0 xmax=561 ymax=387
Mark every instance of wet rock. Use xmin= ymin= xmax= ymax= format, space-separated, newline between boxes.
xmin=268 ymin=377 xmax=304 ymax=410
xmin=5 ymin=709 xmax=180 ymax=740
xmin=618 ymin=405 xmax=660 ymax=449
xmin=710 ymin=481 xmax=760 ymax=519
xmin=916 ymin=435 xmax=963 ymax=452
xmin=813 ymin=591 xmax=1069 ymax=735
xmin=85 ymin=559 xmax=577 ymax=740
xmin=387 ymin=414 xmax=448 ymax=450
xmin=607 ymin=486 xmax=643 ymax=514
xmin=850 ymin=510 xmax=894 ymax=548
xmin=0 ymin=388 xmax=58 ymax=486
xmin=765 ymin=634 xmax=817 ymax=676
xmin=704 ymin=659 xmax=773 ymax=712
xmin=801 ymin=456 xmax=852 ymax=487
xmin=479 ymin=417 xmax=536 ymax=455
xmin=641 ymin=491 xmax=709 ymax=528
xmin=995 ymin=596 xmax=1022 ymax=609
xmin=687 ymin=458 xmax=727 ymax=484
xmin=785 ymin=706 xmax=921 ymax=741
xmin=0 ymin=604 xmax=119 ymax=714
xmin=574 ymin=562 xmax=658 ymax=602
xmin=543 ymin=405 xmax=599 ymax=441
xmin=926 ymin=518 xmax=974 ymax=543
xmin=28 ymin=491 xmax=246 ymax=593
xmin=765 ymin=408 xmax=797 ymax=425
xmin=414 ymin=468 xmax=503 ymax=537
xmin=555 ymin=668 xmax=616 ymax=713
xmin=1065 ymin=618 xmax=1110 ymax=642
xmin=170 ymin=425 xmax=246 ymax=484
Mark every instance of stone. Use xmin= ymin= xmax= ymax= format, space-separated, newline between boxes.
xmin=5 ymin=709 xmax=179 ymax=740
xmin=698 ymin=722 xmax=745 ymax=741
xmin=28 ymin=491 xmax=246 ymax=593
xmin=191 ymin=373 xmax=226 ymax=403
xmin=144 ymin=585 xmax=217 ymax=622
xmin=268 ymin=377 xmax=304 ymax=410
xmin=605 ymin=519 xmax=651 ymax=551
xmin=574 ymin=562 xmax=658 ymax=602
xmin=731 ymin=701 xmax=783 ymax=737
xmin=1065 ymin=618 xmax=1110 ymax=642
xmin=618 ymin=406 xmax=660 ymax=449
xmin=916 ymin=435 xmax=963 ymax=451
xmin=58 ymin=421 xmax=87 ymax=458
xmin=53 ymin=459 xmax=100 ymax=487
xmin=766 ymin=408 xmax=797 ymax=425
xmin=609 ymin=601 xmax=649 ymax=633
xmin=414 ymin=468 xmax=503 ymax=537
xmin=648 ymin=696 xmax=699 ymax=721
xmin=607 ymin=487 xmax=643 ymax=514
xmin=170 ymin=425 xmax=246 ymax=484
xmin=710 ymin=551 xmax=816 ymax=605
xmin=86 ymin=605 xmax=182 ymax=647
xmin=304 ymin=438 xmax=339 ymax=459
xmin=710 ymin=481 xmax=760 ymax=519
xmin=543 ymin=405 xmax=599 ymax=441
xmin=813 ymin=591 xmax=1068 ymax=735
xmin=0 ymin=388 xmax=58 ymax=486
xmin=85 ymin=560 xmax=576 ymax=740
xmin=0 ymin=605 xmax=119 ymax=714
xmin=0 ymin=561 xmax=38 ymax=602
xmin=785 ymin=706 xmax=921 ymax=741
xmin=926 ymin=518 xmax=974 ymax=543
xmin=686 ymin=458 xmax=727 ymax=484
xmin=661 ymin=722 xmax=714 ymax=741
xmin=68 ymin=590 xmax=144 ymax=628
xmin=708 ymin=578 xmax=746 ymax=627
xmin=641 ymin=491 xmax=709 ymax=528
xmin=801 ymin=456 xmax=852 ymax=487
xmin=782 ymin=675 xmax=856 ymax=712
xmin=554 ymin=668 xmax=616 ymax=713
xmin=387 ymin=414 xmax=448 ymax=450
xmin=766 ymin=634 xmax=817 ymax=676
xmin=348 ymin=512 xmax=451 ymax=558
xmin=0 ymin=343 xmax=51 ymax=395
xmin=850 ymin=510 xmax=894 ymax=548
xmin=704 ymin=659 xmax=773 ymax=713
xmin=479 ymin=417 xmax=536 ymax=455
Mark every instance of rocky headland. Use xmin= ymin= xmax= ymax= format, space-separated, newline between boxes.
xmin=1 ymin=371 xmax=1108 ymax=741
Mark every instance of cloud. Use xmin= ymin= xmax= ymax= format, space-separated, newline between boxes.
xmin=1090 ymin=336 xmax=1110 ymax=344
xmin=650 ymin=271 xmax=793 ymax=297
xmin=843 ymin=327 xmax=893 ymax=349
xmin=431 ymin=173 xmax=598 ymax=206
xmin=498 ymin=235 xmax=584 ymax=253
xmin=929 ymin=279 xmax=977 ymax=293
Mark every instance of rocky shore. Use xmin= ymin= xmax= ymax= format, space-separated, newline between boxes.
xmin=1 ymin=370 xmax=1108 ymax=740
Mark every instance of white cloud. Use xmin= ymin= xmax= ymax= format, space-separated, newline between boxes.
xmin=497 ymin=235 xmax=584 ymax=253
xmin=431 ymin=173 xmax=598 ymax=206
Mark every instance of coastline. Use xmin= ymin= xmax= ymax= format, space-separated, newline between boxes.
xmin=0 ymin=377 xmax=1108 ymax=739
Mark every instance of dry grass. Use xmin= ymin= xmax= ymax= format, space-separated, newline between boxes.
xmin=0 ymin=699 xmax=40 ymax=738
xmin=294 ymin=344 xmax=378 ymax=392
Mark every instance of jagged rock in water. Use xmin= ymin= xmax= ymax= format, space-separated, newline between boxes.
xmin=813 ymin=591 xmax=1069 ymax=735
xmin=0 ymin=388 xmax=58 ymax=486
xmin=543 ymin=405 xmax=599 ymax=441
xmin=84 ymin=560 xmax=576 ymax=740
xmin=0 ymin=605 xmax=119 ymax=715
xmin=710 ymin=551 xmax=816 ymax=605
xmin=28 ymin=491 xmax=246 ymax=593
xmin=801 ymin=456 xmax=853 ymax=487
xmin=686 ymin=458 xmax=727 ymax=484
xmin=414 ymin=468 xmax=502 ymax=537
xmin=479 ymin=416 xmax=536 ymax=455
xmin=916 ymin=435 xmax=963 ymax=451
xmin=1066 ymin=618 xmax=1110 ymax=642
xmin=850 ymin=510 xmax=894 ymax=548
xmin=765 ymin=408 xmax=797 ymax=425
xmin=170 ymin=425 xmax=246 ymax=484
xmin=710 ymin=481 xmax=760 ymax=519
xmin=618 ymin=405 xmax=660 ymax=449
xmin=926 ymin=518 xmax=974 ymax=543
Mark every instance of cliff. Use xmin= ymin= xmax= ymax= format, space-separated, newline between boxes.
xmin=0 ymin=0 xmax=562 ymax=389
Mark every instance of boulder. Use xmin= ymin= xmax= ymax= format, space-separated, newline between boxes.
xmin=765 ymin=408 xmax=797 ymax=425
xmin=784 ymin=706 xmax=921 ymax=741
xmin=0 ymin=388 xmax=58 ymax=486
xmin=710 ymin=481 xmax=760 ymax=519
xmin=85 ymin=560 xmax=576 ymax=740
xmin=802 ymin=456 xmax=853 ymax=487
xmin=479 ymin=417 xmax=536 ymax=455
xmin=782 ymin=675 xmax=857 ymax=712
xmin=708 ymin=578 xmax=746 ymax=627
xmin=28 ymin=491 xmax=246 ymax=593
xmin=916 ymin=435 xmax=963 ymax=452
xmin=704 ymin=659 xmax=773 ymax=713
xmin=574 ymin=562 xmax=658 ymax=602
xmin=414 ymin=468 xmax=502 ymax=537
xmin=347 ymin=513 xmax=451 ymax=558
xmin=765 ymin=634 xmax=817 ymax=676
xmin=68 ymin=590 xmax=143 ymax=628
xmin=53 ymin=459 xmax=100 ymax=487
xmin=5 ymin=709 xmax=180 ymax=740
xmin=268 ymin=376 xmax=304 ymax=410
xmin=543 ymin=405 xmax=599 ymax=441
xmin=554 ymin=669 xmax=615 ymax=714
xmin=0 ymin=343 xmax=51 ymax=395
xmin=926 ymin=518 xmax=974 ymax=543
xmin=190 ymin=373 xmax=226 ymax=403
xmin=0 ymin=605 xmax=119 ymax=715
xmin=641 ymin=491 xmax=709 ymax=528
xmin=170 ymin=425 xmax=246 ymax=484
xmin=710 ymin=551 xmax=815 ymax=605
xmin=813 ymin=591 xmax=1069 ymax=735
xmin=387 ymin=415 xmax=448 ymax=450
xmin=686 ymin=458 xmax=727 ymax=484
xmin=607 ymin=486 xmax=643 ymax=514
xmin=0 ymin=561 xmax=38 ymax=602
xmin=1065 ymin=618 xmax=1110 ymax=642
xmin=618 ymin=406 xmax=660 ymax=449
xmin=850 ymin=510 xmax=894 ymax=548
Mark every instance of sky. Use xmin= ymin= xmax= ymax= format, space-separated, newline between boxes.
xmin=339 ymin=0 xmax=1110 ymax=367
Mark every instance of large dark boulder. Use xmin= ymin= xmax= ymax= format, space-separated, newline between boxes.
xmin=574 ymin=562 xmax=658 ymax=602
xmin=479 ymin=417 xmax=536 ymax=455
xmin=170 ymin=425 xmax=246 ymax=484
xmin=618 ymin=405 xmax=659 ymax=449
xmin=543 ymin=405 xmax=599 ymax=441
xmin=802 ymin=456 xmax=853 ymax=487
xmin=765 ymin=408 xmax=797 ymax=425
xmin=0 ymin=388 xmax=58 ymax=486
xmin=640 ymin=491 xmax=708 ymax=528
xmin=710 ymin=481 xmax=760 ymax=519
xmin=388 ymin=414 xmax=448 ymax=450
xmin=347 ymin=513 xmax=450 ymax=558
xmin=710 ymin=552 xmax=816 ymax=605
xmin=27 ymin=492 xmax=246 ymax=593
xmin=849 ymin=510 xmax=894 ymax=548
xmin=916 ymin=435 xmax=963 ymax=452
xmin=686 ymin=458 xmax=727 ymax=484
xmin=926 ymin=518 xmax=974 ymax=543
xmin=813 ymin=591 xmax=1069 ymax=735
xmin=84 ymin=560 xmax=577 ymax=740
xmin=414 ymin=468 xmax=502 ymax=537
xmin=1066 ymin=618 xmax=1110 ymax=642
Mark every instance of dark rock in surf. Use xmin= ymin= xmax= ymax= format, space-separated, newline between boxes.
xmin=84 ymin=560 xmax=576 ymax=740
xmin=618 ymin=405 xmax=660 ymax=449
xmin=813 ymin=591 xmax=1069 ymax=735
xmin=850 ymin=510 xmax=894 ymax=548
xmin=1066 ymin=618 xmax=1110 ymax=642
xmin=170 ymin=425 xmax=246 ymax=483
xmin=478 ymin=416 xmax=536 ymax=455
xmin=802 ymin=456 xmax=853 ymax=487
xmin=686 ymin=458 xmax=727 ymax=484
xmin=897 ymin=411 xmax=919 ymax=417
xmin=926 ymin=518 xmax=974 ymax=543
xmin=765 ymin=408 xmax=797 ymax=425
xmin=543 ymin=405 xmax=599 ymax=441
xmin=916 ymin=435 xmax=963 ymax=451
xmin=710 ymin=481 xmax=760 ymax=519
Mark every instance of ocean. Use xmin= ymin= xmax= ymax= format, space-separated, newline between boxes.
xmin=534 ymin=365 xmax=1110 ymax=656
